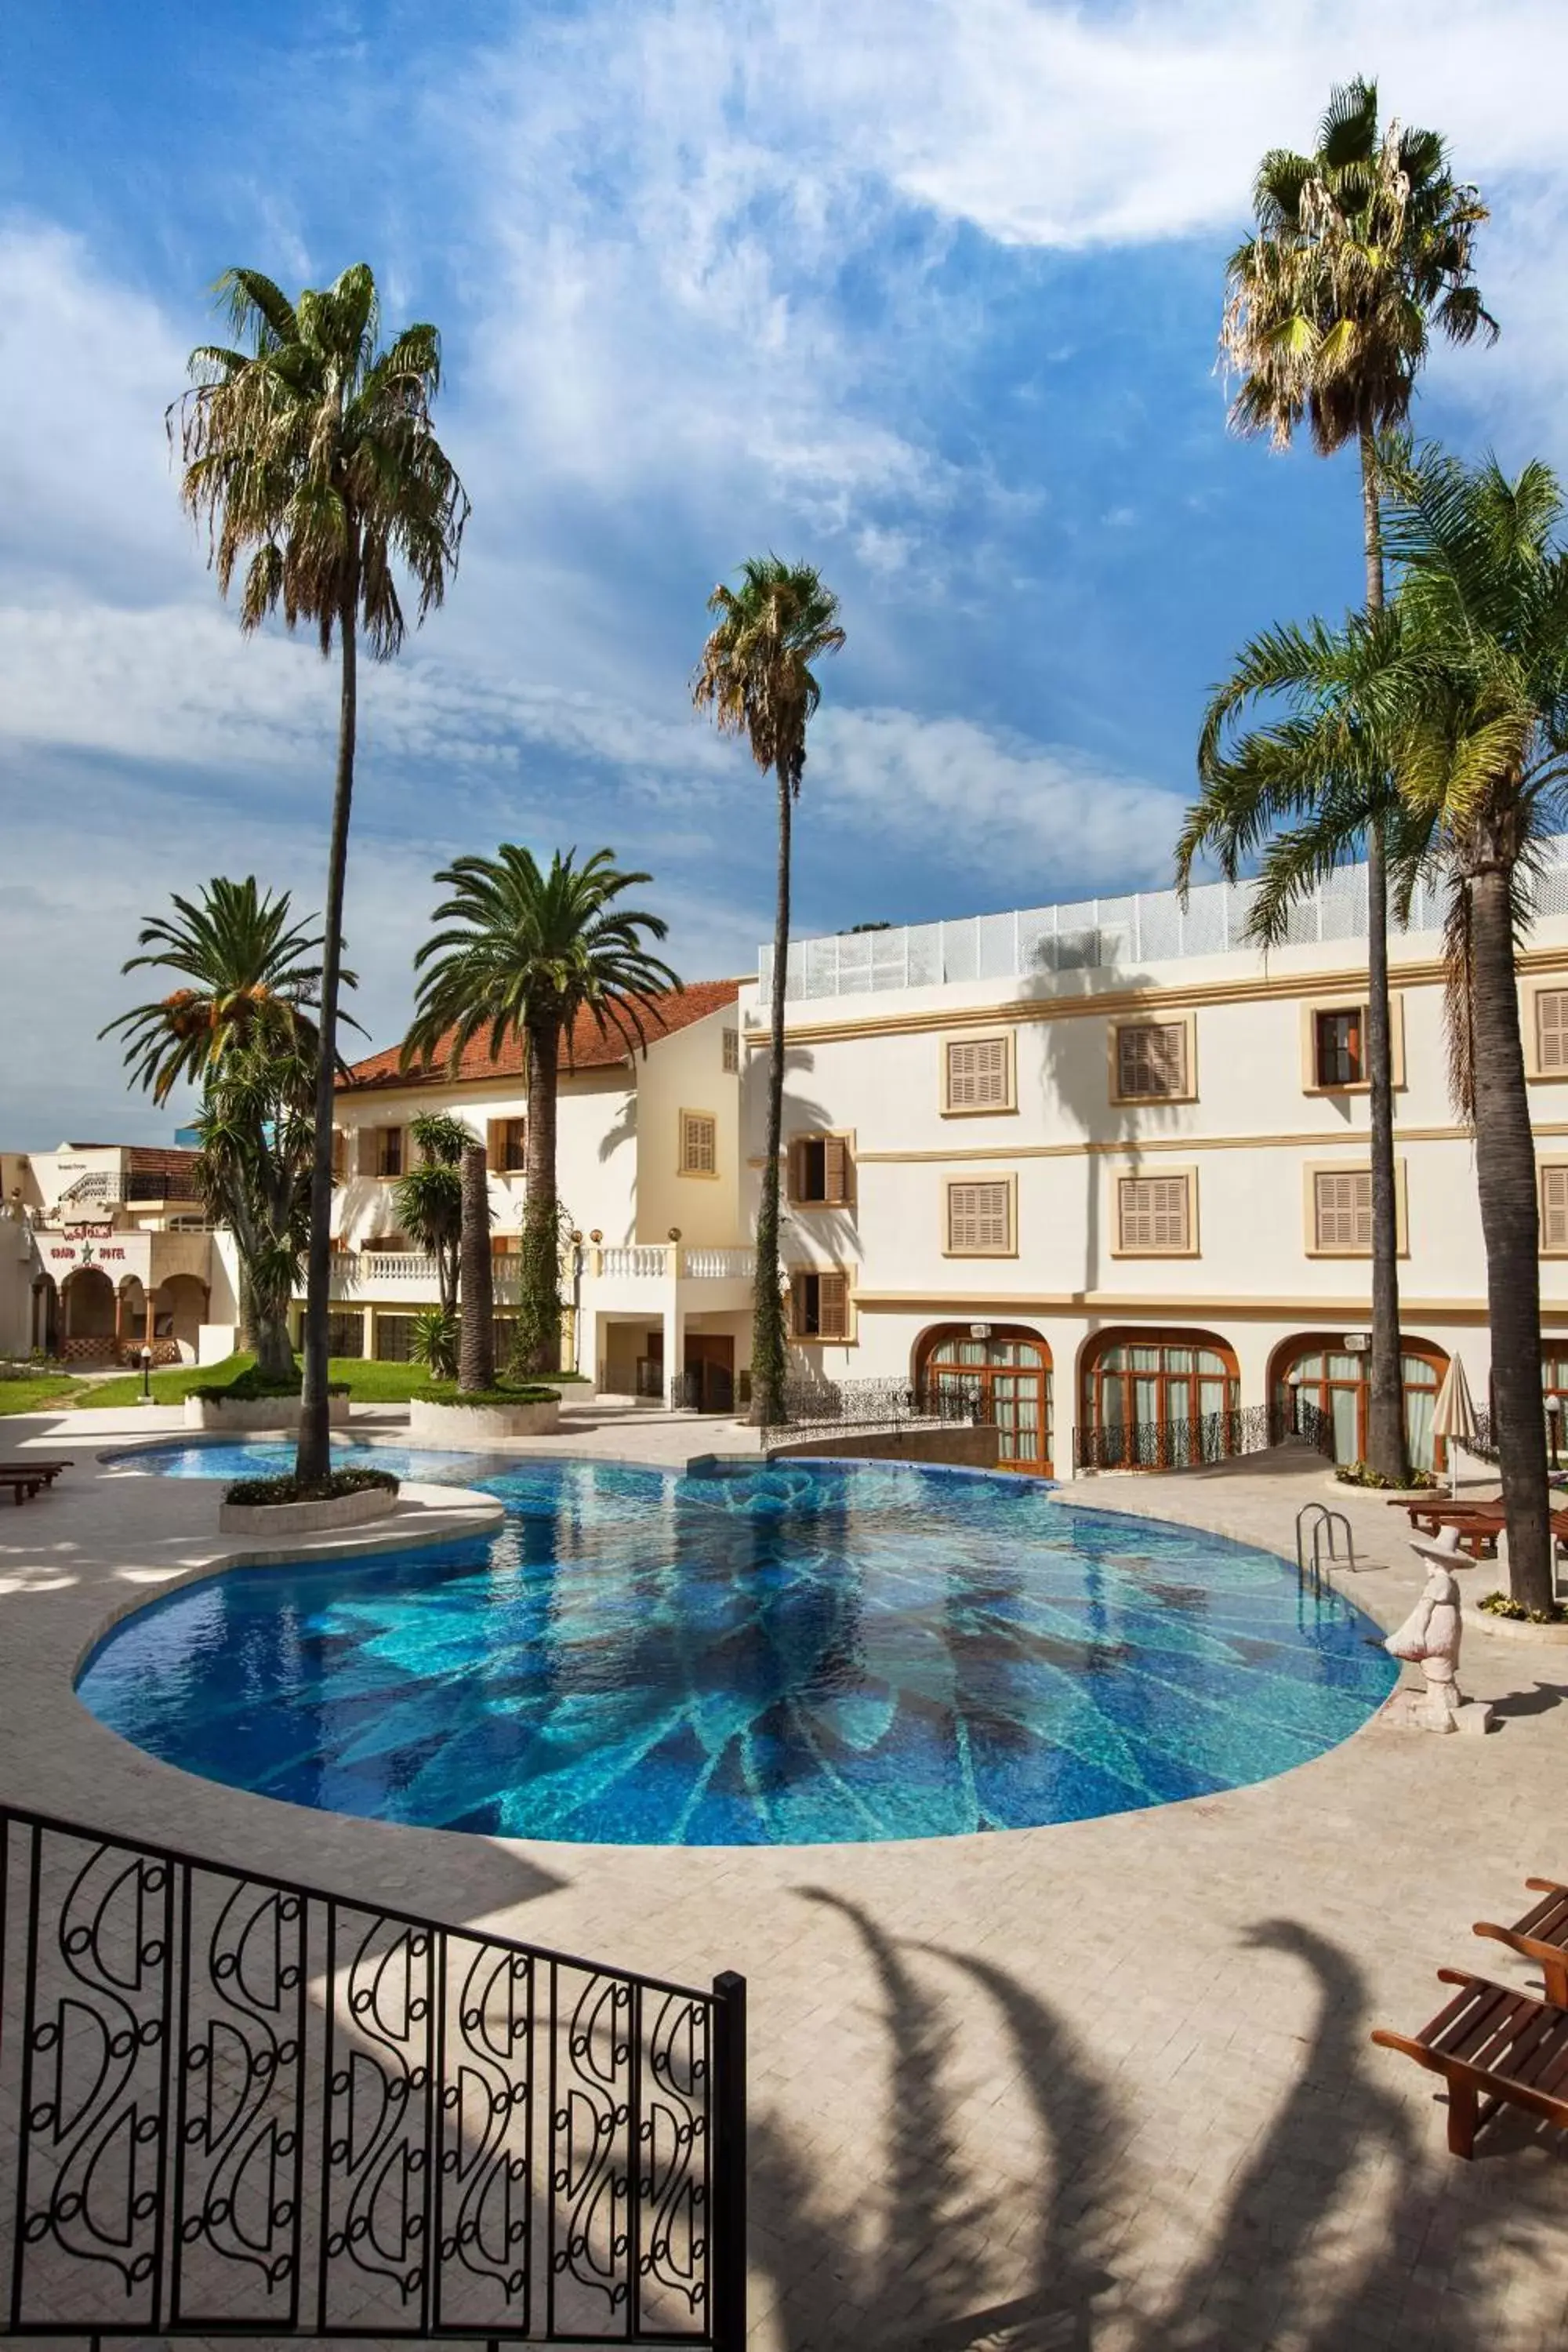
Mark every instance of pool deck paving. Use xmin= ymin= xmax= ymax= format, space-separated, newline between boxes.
xmin=2 ymin=1398 xmax=1567 ymax=2349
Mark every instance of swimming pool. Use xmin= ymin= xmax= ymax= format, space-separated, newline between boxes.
xmin=79 ymin=1447 xmax=1397 ymax=1845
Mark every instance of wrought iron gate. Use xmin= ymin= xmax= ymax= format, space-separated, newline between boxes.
xmin=0 ymin=1806 xmax=746 ymax=2348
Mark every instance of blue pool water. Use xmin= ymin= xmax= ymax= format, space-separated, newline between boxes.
xmin=79 ymin=1446 xmax=1398 ymax=1845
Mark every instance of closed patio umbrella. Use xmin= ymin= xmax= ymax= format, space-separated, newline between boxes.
xmin=1432 ymin=1353 xmax=1479 ymax=1497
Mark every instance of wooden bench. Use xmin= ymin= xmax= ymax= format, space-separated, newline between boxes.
xmin=1475 ymin=1879 xmax=1568 ymax=2009
xmin=1372 ymin=1969 xmax=1568 ymax=2155
xmin=0 ymin=1460 xmax=72 ymax=1505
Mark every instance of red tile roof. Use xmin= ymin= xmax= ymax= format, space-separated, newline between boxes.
xmin=339 ymin=979 xmax=743 ymax=1094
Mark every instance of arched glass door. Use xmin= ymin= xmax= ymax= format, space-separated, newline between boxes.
xmin=1272 ymin=1338 xmax=1447 ymax=1470
xmin=918 ymin=1327 xmax=1053 ymax=1475
xmin=1081 ymin=1330 xmax=1240 ymax=1467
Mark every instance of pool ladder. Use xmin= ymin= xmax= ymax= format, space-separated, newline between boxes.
xmin=1296 ymin=1501 xmax=1356 ymax=1595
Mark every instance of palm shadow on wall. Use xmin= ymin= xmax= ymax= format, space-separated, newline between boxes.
xmin=748 ymin=1892 xmax=1568 ymax=2351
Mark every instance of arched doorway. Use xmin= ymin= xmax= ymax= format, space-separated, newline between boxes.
xmin=1269 ymin=1335 xmax=1449 ymax=1472
xmin=31 ymin=1275 xmax=57 ymax=1356
xmin=61 ymin=1265 xmax=116 ymax=1359
xmin=153 ymin=1273 xmax=209 ymax=1361
xmin=916 ymin=1325 xmax=1053 ymax=1475
xmin=1080 ymin=1329 xmax=1240 ymax=1468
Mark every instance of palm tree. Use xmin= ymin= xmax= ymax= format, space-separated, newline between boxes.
xmin=1377 ymin=443 xmax=1568 ymax=1611
xmin=1220 ymin=76 xmax=1494 ymax=1483
xmin=102 ymin=876 xmax=332 ymax=1378
xmin=402 ymin=847 xmax=680 ymax=1378
xmin=459 ymin=1141 xmax=495 ymax=1394
xmin=693 ymin=557 xmax=845 ymax=1426
xmin=194 ymin=1025 xmax=315 ymax=1381
xmin=172 ymin=263 xmax=469 ymax=1482
xmin=390 ymin=1110 xmax=469 ymax=1315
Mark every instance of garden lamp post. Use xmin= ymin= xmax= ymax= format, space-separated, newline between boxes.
xmin=139 ymin=1345 xmax=153 ymax=1403
xmin=1548 ymin=1392 xmax=1562 ymax=1472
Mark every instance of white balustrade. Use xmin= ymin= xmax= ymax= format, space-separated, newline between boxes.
xmin=684 ymin=1248 xmax=756 ymax=1280
xmin=597 ymin=1245 xmax=673 ymax=1279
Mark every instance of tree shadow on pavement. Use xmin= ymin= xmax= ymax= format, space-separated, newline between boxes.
xmin=746 ymin=1893 xmax=1568 ymax=2351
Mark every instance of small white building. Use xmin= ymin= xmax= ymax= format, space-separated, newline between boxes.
xmin=314 ymin=980 xmax=753 ymax=1407
xmin=0 ymin=1142 xmax=235 ymax=1363
xmin=735 ymin=854 xmax=1568 ymax=1476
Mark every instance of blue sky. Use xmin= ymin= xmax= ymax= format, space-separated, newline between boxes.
xmin=2 ymin=0 xmax=1564 ymax=1142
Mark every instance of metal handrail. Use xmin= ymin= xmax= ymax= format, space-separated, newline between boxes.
xmin=0 ymin=1802 xmax=746 ymax=2348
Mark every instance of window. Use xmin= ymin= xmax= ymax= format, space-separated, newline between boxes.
xmin=680 ymin=1110 xmax=718 ymax=1176
xmin=789 ymin=1133 xmax=851 ymax=1207
xmin=943 ymin=1033 xmax=1014 ymax=1113
xmin=1537 ymin=991 xmax=1568 ymax=1076
xmin=1113 ymin=1020 xmax=1190 ymax=1102
xmin=722 ymin=1027 xmax=739 ymax=1075
xmin=485 ymin=1117 xmax=527 ymax=1172
xmin=1312 ymin=1169 xmax=1372 ymax=1251
xmin=945 ymin=1178 xmax=1014 ymax=1255
xmin=1116 ymin=1174 xmax=1193 ymax=1254
xmin=790 ymin=1269 xmax=849 ymax=1340
xmin=1314 ymin=1008 xmax=1364 ymax=1088
xmin=1543 ymin=1166 xmax=1568 ymax=1253
xmin=330 ymin=1129 xmax=347 ymax=1181
xmin=375 ymin=1127 xmax=404 ymax=1178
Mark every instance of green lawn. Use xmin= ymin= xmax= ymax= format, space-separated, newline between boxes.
xmin=70 ymin=1352 xmax=578 ymax=1411
xmin=0 ymin=1373 xmax=85 ymax=1415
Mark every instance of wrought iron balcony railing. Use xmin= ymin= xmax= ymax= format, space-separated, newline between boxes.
xmin=0 ymin=1803 xmax=746 ymax=2349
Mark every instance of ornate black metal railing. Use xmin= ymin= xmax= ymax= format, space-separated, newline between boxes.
xmin=1073 ymin=1398 xmax=1333 ymax=1473
xmin=0 ymin=1805 xmax=745 ymax=2348
xmin=762 ymin=1375 xmax=993 ymax=1445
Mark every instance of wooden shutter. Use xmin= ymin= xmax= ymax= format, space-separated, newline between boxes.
xmin=722 ymin=1028 xmax=739 ymax=1075
xmin=1314 ymin=1171 xmax=1371 ymax=1250
xmin=1539 ymin=993 xmax=1568 ymax=1075
xmin=353 ymin=1127 xmax=376 ymax=1178
xmin=946 ymin=1036 xmax=1009 ymax=1109
xmin=816 ymin=1272 xmax=849 ymax=1338
xmin=1544 ymin=1167 xmax=1568 ymax=1250
xmin=822 ymin=1135 xmax=849 ymax=1206
xmin=1117 ymin=1022 xmax=1186 ymax=1098
xmin=1118 ymin=1175 xmax=1189 ymax=1251
xmin=682 ymin=1112 xmax=717 ymax=1174
xmin=486 ymin=1119 xmax=505 ymax=1172
xmin=330 ymin=1129 xmax=346 ymax=1181
xmin=948 ymin=1180 xmax=1011 ymax=1252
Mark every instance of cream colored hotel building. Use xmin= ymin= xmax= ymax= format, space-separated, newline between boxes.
xmin=304 ymin=847 xmax=1568 ymax=1479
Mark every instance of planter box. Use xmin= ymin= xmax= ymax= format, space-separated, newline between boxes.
xmin=184 ymin=1392 xmax=352 ymax=1433
xmin=1473 ymin=1610 xmax=1568 ymax=1647
xmin=407 ymin=1396 xmax=561 ymax=1445
xmin=218 ymin=1483 xmax=398 ymax=1537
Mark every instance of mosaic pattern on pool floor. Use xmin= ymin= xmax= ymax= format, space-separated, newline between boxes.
xmin=80 ymin=1450 xmax=1398 ymax=1844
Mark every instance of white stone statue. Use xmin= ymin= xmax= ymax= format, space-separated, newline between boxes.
xmin=1385 ymin=1523 xmax=1472 ymax=1731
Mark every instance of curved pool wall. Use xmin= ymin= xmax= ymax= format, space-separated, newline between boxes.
xmin=79 ymin=1448 xmax=1399 ymax=1846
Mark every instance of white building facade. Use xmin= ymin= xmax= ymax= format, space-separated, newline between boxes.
xmin=312 ymin=981 xmax=754 ymax=1408
xmin=736 ymin=855 xmax=1568 ymax=1476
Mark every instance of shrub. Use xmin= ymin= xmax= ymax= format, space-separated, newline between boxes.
xmin=420 ymin=1383 xmax=560 ymax=1408
xmin=1479 ymin=1588 xmax=1567 ymax=1625
xmin=1334 ymin=1461 xmax=1438 ymax=1491
xmin=223 ymin=1468 xmax=399 ymax=1506
xmin=411 ymin=1307 xmax=460 ymax=1382
xmin=191 ymin=1369 xmax=350 ymax=1402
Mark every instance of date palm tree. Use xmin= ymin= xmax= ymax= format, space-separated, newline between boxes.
xmin=403 ymin=847 xmax=680 ymax=1379
xmin=693 ymin=557 xmax=844 ymax=1426
xmin=1220 ymin=76 xmax=1494 ymax=1483
xmin=102 ymin=877 xmax=333 ymax=1377
xmin=459 ymin=1141 xmax=495 ymax=1394
xmin=1184 ymin=441 xmax=1568 ymax=1610
xmin=1379 ymin=444 xmax=1568 ymax=1611
xmin=172 ymin=263 xmax=469 ymax=1480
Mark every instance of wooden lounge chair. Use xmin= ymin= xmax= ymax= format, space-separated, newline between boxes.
xmin=0 ymin=1458 xmax=71 ymax=1485
xmin=1372 ymin=1969 xmax=1568 ymax=2156
xmin=0 ymin=1469 xmax=48 ymax=1505
xmin=1475 ymin=1880 xmax=1568 ymax=2008
xmin=1388 ymin=1495 xmax=1501 ymax=1540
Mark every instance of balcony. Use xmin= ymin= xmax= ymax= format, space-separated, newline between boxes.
xmin=590 ymin=1243 xmax=754 ymax=1283
xmin=325 ymin=1252 xmax=521 ymax=1302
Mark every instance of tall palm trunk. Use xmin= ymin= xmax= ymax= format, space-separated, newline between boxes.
xmin=1359 ymin=426 xmax=1410 ymax=1483
xmin=1468 ymin=865 xmax=1553 ymax=1610
xmin=296 ymin=544 xmax=359 ymax=1483
xmin=751 ymin=755 xmax=793 ymax=1426
xmin=459 ymin=1141 xmax=495 ymax=1393
xmin=517 ymin=1015 xmax=562 ymax=1377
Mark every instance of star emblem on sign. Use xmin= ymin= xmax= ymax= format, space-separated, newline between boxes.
xmin=78 ymin=1240 xmax=94 ymax=1265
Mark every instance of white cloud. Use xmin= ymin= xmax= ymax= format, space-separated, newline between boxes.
xmin=811 ymin=706 xmax=1184 ymax=893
